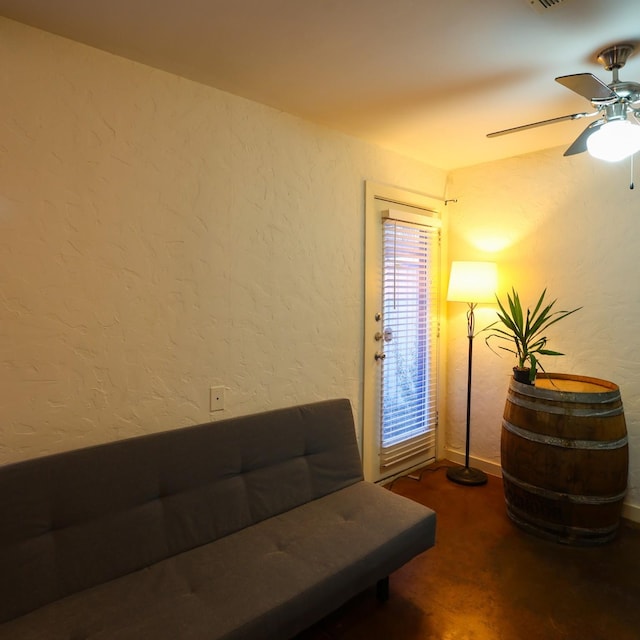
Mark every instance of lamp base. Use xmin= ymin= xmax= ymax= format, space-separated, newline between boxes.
xmin=446 ymin=465 xmax=488 ymax=486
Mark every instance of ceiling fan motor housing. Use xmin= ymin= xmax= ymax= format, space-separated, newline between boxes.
xmin=604 ymin=103 xmax=629 ymax=123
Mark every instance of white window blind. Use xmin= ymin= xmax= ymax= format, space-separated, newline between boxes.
xmin=379 ymin=213 xmax=440 ymax=471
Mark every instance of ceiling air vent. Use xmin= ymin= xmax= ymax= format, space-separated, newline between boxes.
xmin=528 ymin=0 xmax=568 ymax=11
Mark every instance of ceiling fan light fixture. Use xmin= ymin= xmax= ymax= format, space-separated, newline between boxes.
xmin=586 ymin=120 xmax=640 ymax=162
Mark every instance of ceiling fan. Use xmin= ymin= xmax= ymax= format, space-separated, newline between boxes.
xmin=487 ymin=43 xmax=640 ymax=162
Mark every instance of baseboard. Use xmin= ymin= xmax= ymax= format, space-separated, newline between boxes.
xmin=622 ymin=502 xmax=640 ymax=525
xmin=444 ymin=449 xmax=640 ymax=525
xmin=443 ymin=449 xmax=502 ymax=478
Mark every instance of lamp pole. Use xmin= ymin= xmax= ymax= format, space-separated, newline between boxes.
xmin=446 ymin=302 xmax=488 ymax=486
xmin=445 ymin=261 xmax=497 ymax=487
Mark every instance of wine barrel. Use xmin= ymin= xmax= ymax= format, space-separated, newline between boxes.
xmin=501 ymin=373 xmax=628 ymax=545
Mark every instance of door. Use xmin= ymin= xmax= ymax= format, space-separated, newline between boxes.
xmin=363 ymin=181 xmax=442 ymax=482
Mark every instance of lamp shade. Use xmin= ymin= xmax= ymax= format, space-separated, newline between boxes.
xmin=447 ymin=261 xmax=497 ymax=303
xmin=587 ymin=120 xmax=640 ymax=162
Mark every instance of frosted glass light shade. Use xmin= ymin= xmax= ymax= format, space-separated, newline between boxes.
xmin=587 ymin=120 xmax=640 ymax=162
xmin=447 ymin=261 xmax=498 ymax=303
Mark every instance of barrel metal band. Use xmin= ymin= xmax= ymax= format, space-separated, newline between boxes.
xmin=502 ymin=468 xmax=627 ymax=504
xmin=502 ymin=419 xmax=628 ymax=451
xmin=507 ymin=393 xmax=623 ymax=417
xmin=506 ymin=504 xmax=618 ymax=539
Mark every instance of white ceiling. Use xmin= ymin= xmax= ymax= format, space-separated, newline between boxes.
xmin=1 ymin=0 xmax=639 ymax=170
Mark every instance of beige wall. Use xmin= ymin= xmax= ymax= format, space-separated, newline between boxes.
xmin=447 ymin=149 xmax=640 ymax=516
xmin=0 ymin=18 xmax=446 ymax=462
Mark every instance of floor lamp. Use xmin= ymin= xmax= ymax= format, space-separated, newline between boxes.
xmin=446 ymin=261 xmax=498 ymax=486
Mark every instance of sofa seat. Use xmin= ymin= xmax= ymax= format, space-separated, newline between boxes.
xmin=0 ymin=481 xmax=435 ymax=640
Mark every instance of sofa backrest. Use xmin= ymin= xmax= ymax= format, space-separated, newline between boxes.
xmin=0 ymin=398 xmax=362 ymax=623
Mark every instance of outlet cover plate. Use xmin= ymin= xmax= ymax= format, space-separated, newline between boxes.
xmin=210 ymin=386 xmax=225 ymax=412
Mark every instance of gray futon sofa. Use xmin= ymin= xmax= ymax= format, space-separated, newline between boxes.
xmin=0 ymin=398 xmax=437 ymax=639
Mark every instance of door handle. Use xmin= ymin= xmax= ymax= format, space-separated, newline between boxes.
xmin=374 ymin=328 xmax=393 ymax=342
xmin=375 ymin=352 xmax=386 ymax=361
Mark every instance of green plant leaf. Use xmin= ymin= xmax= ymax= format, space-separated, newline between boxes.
xmin=480 ymin=287 xmax=580 ymax=375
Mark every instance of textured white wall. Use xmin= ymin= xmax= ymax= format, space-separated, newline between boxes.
xmin=0 ymin=18 xmax=446 ymax=463
xmin=447 ymin=148 xmax=640 ymax=513
xmin=8 ymin=16 xmax=635 ymax=515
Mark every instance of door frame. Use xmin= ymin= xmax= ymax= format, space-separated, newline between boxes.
xmin=362 ymin=180 xmax=448 ymax=482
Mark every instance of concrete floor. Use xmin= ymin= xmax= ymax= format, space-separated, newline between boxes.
xmin=298 ymin=464 xmax=640 ymax=640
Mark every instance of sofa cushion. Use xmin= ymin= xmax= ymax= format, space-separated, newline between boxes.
xmin=0 ymin=481 xmax=436 ymax=640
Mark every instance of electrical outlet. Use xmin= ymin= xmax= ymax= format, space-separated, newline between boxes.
xmin=210 ymin=386 xmax=225 ymax=412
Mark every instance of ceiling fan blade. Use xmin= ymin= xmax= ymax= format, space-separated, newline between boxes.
xmin=563 ymin=119 xmax=604 ymax=156
xmin=486 ymin=112 xmax=593 ymax=138
xmin=555 ymin=73 xmax=616 ymax=101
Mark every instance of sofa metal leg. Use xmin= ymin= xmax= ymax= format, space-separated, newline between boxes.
xmin=376 ymin=576 xmax=389 ymax=602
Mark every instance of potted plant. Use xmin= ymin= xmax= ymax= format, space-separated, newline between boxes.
xmin=482 ymin=287 xmax=581 ymax=384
